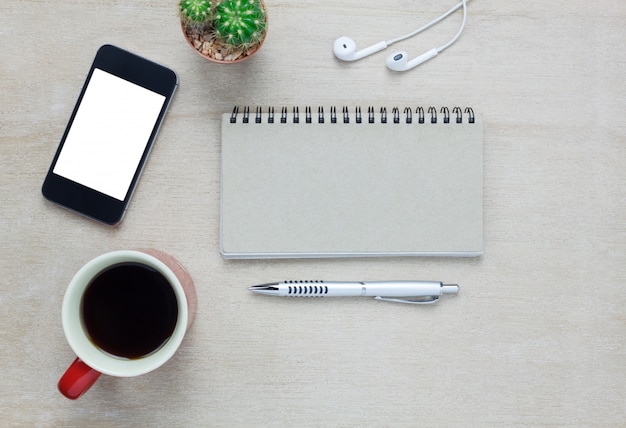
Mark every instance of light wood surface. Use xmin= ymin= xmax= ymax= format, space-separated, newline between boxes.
xmin=1 ymin=0 xmax=625 ymax=426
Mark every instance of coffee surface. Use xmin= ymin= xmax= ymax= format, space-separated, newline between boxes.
xmin=82 ymin=262 xmax=178 ymax=359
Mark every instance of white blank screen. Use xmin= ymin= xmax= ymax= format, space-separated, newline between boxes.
xmin=53 ymin=68 xmax=166 ymax=201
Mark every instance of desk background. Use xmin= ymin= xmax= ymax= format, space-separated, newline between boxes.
xmin=1 ymin=1 xmax=624 ymax=426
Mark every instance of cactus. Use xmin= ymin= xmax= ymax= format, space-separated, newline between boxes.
xmin=180 ymin=0 xmax=212 ymax=26
xmin=212 ymin=0 xmax=267 ymax=48
xmin=180 ymin=0 xmax=267 ymax=60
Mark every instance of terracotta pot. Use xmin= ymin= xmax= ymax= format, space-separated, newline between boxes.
xmin=180 ymin=0 xmax=268 ymax=64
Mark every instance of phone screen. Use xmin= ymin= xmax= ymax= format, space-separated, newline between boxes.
xmin=42 ymin=45 xmax=177 ymax=224
xmin=52 ymin=68 xmax=166 ymax=201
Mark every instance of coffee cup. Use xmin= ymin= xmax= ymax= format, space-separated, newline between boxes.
xmin=58 ymin=249 xmax=196 ymax=399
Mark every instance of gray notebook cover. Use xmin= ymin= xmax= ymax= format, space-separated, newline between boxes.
xmin=220 ymin=107 xmax=483 ymax=259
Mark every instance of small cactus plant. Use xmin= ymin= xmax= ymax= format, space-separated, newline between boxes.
xmin=179 ymin=0 xmax=267 ymax=62
xmin=180 ymin=0 xmax=212 ymax=25
xmin=213 ymin=0 xmax=267 ymax=49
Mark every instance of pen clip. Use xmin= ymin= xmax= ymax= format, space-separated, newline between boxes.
xmin=374 ymin=295 xmax=440 ymax=305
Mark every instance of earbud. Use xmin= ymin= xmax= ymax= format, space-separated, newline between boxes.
xmin=333 ymin=36 xmax=388 ymax=61
xmin=385 ymin=48 xmax=439 ymax=71
xmin=334 ymin=0 xmax=467 ymax=70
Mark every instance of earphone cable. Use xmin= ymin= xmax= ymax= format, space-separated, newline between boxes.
xmin=437 ymin=0 xmax=467 ymax=52
xmin=386 ymin=0 xmax=469 ymax=49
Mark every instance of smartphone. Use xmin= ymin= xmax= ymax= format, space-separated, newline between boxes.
xmin=42 ymin=45 xmax=178 ymax=225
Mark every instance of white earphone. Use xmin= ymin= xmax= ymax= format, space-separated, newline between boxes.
xmin=333 ymin=37 xmax=388 ymax=61
xmin=333 ymin=0 xmax=468 ymax=72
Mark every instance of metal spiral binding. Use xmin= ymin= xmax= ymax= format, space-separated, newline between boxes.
xmin=404 ymin=107 xmax=413 ymax=123
xmin=229 ymin=106 xmax=239 ymax=123
xmin=230 ymin=106 xmax=475 ymax=124
xmin=428 ymin=106 xmax=437 ymax=123
xmin=393 ymin=107 xmax=400 ymax=123
xmin=442 ymin=107 xmax=450 ymax=123
xmin=380 ymin=107 xmax=387 ymax=123
xmin=284 ymin=280 xmax=329 ymax=297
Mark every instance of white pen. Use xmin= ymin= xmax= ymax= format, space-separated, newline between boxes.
xmin=248 ymin=280 xmax=459 ymax=305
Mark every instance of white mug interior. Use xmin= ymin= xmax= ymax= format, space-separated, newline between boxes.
xmin=62 ymin=250 xmax=188 ymax=377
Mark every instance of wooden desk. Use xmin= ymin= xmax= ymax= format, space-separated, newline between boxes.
xmin=1 ymin=0 xmax=624 ymax=425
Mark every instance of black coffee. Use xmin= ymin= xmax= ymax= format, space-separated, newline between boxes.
xmin=81 ymin=262 xmax=178 ymax=359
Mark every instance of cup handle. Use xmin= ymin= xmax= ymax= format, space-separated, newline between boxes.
xmin=58 ymin=357 xmax=102 ymax=399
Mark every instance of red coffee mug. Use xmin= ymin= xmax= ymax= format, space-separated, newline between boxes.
xmin=58 ymin=249 xmax=196 ymax=399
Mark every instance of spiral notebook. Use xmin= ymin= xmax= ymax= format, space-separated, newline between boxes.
xmin=220 ymin=106 xmax=483 ymax=259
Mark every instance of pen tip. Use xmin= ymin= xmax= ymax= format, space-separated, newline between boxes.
xmin=248 ymin=283 xmax=279 ymax=292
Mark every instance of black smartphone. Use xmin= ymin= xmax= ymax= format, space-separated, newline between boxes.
xmin=42 ymin=45 xmax=178 ymax=225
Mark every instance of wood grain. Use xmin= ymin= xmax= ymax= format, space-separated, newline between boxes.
xmin=0 ymin=0 xmax=624 ymax=425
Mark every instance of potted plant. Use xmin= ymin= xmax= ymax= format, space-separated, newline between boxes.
xmin=180 ymin=0 xmax=268 ymax=63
